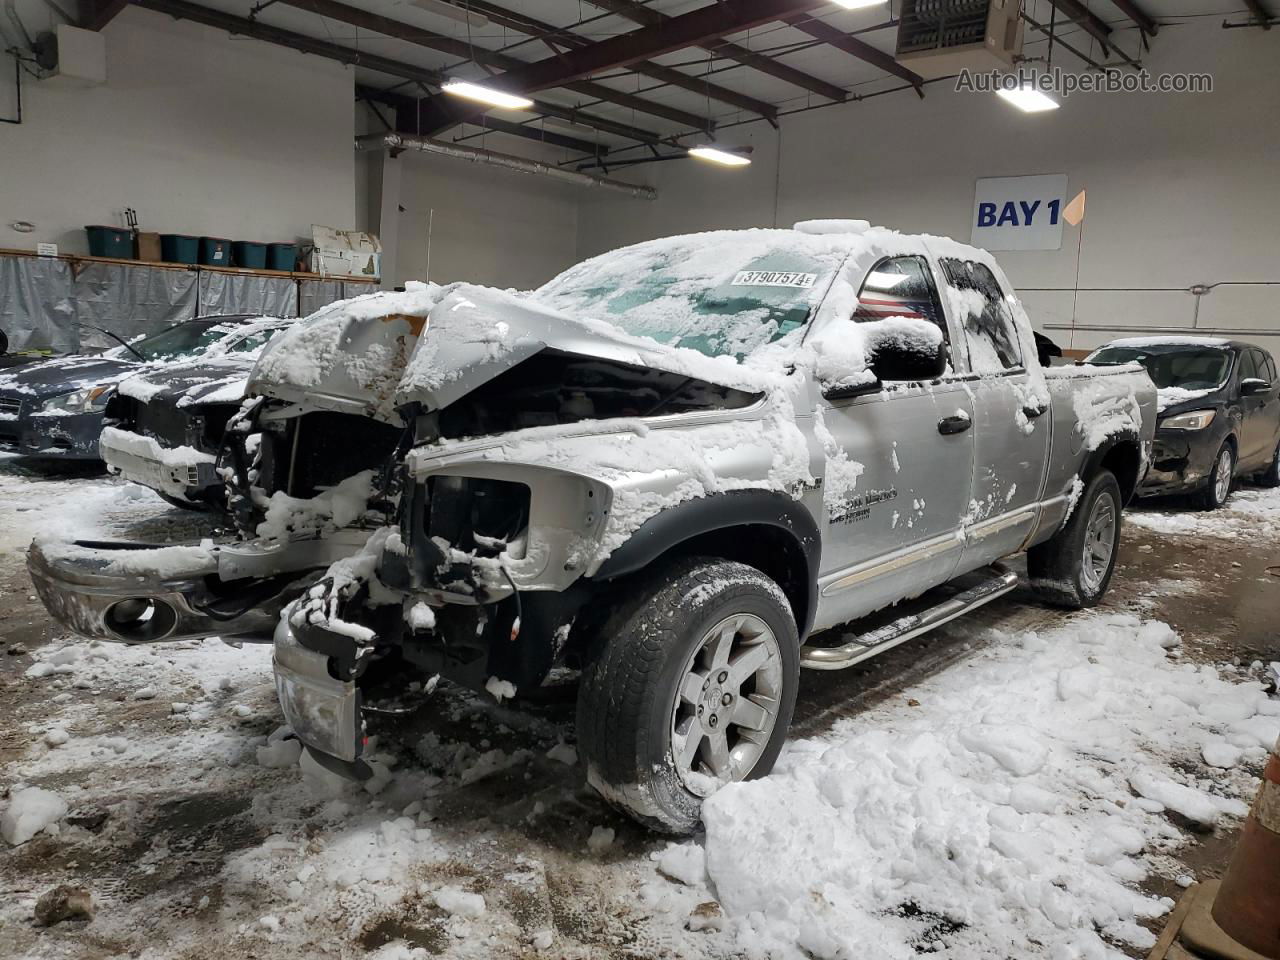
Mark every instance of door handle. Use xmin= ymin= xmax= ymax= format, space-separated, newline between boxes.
xmin=938 ymin=414 xmax=972 ymax=435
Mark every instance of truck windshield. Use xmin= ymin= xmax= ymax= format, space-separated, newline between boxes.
xmin=535 ymin=233 xmax=847 ymax=359
xmin=1087 ymin=345 xmax=1231 ymax=391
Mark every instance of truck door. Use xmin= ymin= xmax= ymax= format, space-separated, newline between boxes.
xmin=934 ymin=256 xmax=1051 ymax=571
xmin=813 ymin=254 xmax=976 ymax=629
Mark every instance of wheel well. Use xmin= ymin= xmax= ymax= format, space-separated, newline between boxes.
xmin=660 ymin=525 xmax=813 ymax=638
xmin=1097 ymin=441 xmax=1142 ymax=504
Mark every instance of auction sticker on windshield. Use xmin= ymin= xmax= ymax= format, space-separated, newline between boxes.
xmin=731 ymin=271 xmax=817 ymax=287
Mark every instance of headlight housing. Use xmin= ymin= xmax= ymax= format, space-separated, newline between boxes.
xmin=39 ymin=385 xmax=114 ymax=414
xmin=1160 ymin=409 xmax=1216 ymax=431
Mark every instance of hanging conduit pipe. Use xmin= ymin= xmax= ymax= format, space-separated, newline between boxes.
xmin=355 ymin=132 xmax=657 ymax=201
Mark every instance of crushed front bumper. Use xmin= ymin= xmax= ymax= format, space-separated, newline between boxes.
xmin=1138 ymin=428 xmax=1221 ymax=496
xmin=27 ymin=533 xmax=369 ymax=644
xmin=99 ymin=427 xmax=219 ymax=501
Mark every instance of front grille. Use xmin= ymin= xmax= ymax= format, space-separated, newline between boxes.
xmin=134 ymin=400 xmax=192 ymax=448
xmin=0 ymin=395 xmax=22 ymax=444
xmin=0 ymin=396 xmax=21 ymax=414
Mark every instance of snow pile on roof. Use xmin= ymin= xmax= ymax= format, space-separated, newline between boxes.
xmin=698 ymin=613 xmax=1276 ymax=960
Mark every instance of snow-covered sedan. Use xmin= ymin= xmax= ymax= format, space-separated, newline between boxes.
xmin=1086 ymin=336 xmax=1280 ymax=507
xmin=0 ymin=316 xmax=285 ymax=461
xmin=99 ymin=318 xmax=294 ymax=508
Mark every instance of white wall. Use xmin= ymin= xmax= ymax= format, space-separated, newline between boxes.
xmin=0 ymin=5 xmax=355 ymax=255
xmin=576 ymin=20 xmax=1280 ymax=355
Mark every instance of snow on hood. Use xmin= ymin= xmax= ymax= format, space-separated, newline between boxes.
xmin=1156 ymin=385 xmax=1217 ymax=413
xmin=0 ymin=354 xmax=136 ymax=398
xmin=118 ymin=353 xmax=262 ymax=408
xmin=248 ymin=282 xmax=448 ymax=422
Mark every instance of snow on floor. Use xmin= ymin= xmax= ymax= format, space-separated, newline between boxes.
xmin=1126 ymin=485 xmax=1280 ymax=539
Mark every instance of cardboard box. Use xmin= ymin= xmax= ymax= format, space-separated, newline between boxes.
xmin=307 ymin=225 xmax=381 ymax=279
xmin=136 ymin=232 xmax=162 ymax=262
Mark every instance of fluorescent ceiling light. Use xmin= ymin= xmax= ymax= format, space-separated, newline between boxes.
xmin=831 ymin=0 xmax=888 ymax=8
xmin=996 ymin=85 xmax=1059 ymax=113
xmin=441 ymin=80 xmax=533 ymax=111
xmin=688 ymin=146 xmax=751 ymax=167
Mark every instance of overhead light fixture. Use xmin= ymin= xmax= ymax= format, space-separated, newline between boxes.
xmin=441 ymin=80 xmax=533 ymax=111
xmin=688 ymin=145 xmax=752 ymax=167
xmin=831 ymin=0 xmax=888 ymax=8
xmin=996 ymin=84 xmax=1059 ymax=113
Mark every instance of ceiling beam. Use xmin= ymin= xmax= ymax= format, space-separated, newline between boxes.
xmin=781 ymin=13 xmax=923 ymax=93
xmin=453 ymin=0 xmax=779 ymax=122
xmin=1107 ymin=0 xmax=1158 ymax=35
xmin=1044 ymin=0 xmax=1113 ymax=51
xmin=584 ymin=0 xmax=847 ymax=102
xmin=1243 ymin=0 xmax=1273 ymax=28
xmin=358 ymin=84 xmax=606 ymax=155
xmin=272 ymin=0 xmax=712 ymax=131
xmin=132 ymin=0 xmax=665 ymax=145
xmin=81 ymin=0 xmax=129 ymax=31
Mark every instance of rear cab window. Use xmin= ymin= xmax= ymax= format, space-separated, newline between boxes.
xmin=939 ymin=258 xmax=1023 ymax=373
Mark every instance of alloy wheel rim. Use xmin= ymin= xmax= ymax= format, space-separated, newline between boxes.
xmin=1080 ymin=492 xmax=1117 ymax=593
xmin=1214 ymin=448 xmax=1233 ymax=502
xmin=669 ymin=613 xmax=782 ymax=797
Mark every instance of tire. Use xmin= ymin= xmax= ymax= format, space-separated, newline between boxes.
xmin=576 ymin=557 xmax=799 ymax=834
xmin=1029 ymin=469 xmax=1122 ymax=609
xmin=1256 ymin=439 xmax=1280 ymax=488
xmin=1192 ymin=442 xmax=1235 ymax=510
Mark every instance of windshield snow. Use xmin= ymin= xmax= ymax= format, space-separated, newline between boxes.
xmin=1088 ymin=345 xmax=1230 ymax=391
xmin=110 ymin=319 xmax=252 ymax=362
xmin=534 ymin=231 xmax=848 ymax=359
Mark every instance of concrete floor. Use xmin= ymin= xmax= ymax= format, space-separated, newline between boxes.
xmin=1 ymin=458 xmax=1277 ymax=959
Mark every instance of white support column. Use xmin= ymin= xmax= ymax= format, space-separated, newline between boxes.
xmin=375 ymin=151 xmax=402 ymax=290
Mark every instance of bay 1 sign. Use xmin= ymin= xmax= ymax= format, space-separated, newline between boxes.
xmin=971 ymin=174 xmax=1069 ymax=251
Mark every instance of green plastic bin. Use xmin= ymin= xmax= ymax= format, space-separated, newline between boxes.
xmin=160 ymin=234 xmax=199 ymax=264
xmin=233 ymin=241 xmax=268 ymax=269
xmin=85 ymin=225 xmax=133 ymax=258
xmin=199 ymin=237 xmax=231 ymax=266
xmin=266 ymin=243 xmax=297 ymax=272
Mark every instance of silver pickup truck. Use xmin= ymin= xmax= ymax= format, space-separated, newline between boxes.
xmin=29 ymin=221 xmax=1155 ymax=833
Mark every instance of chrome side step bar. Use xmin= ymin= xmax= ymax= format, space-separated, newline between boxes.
xmin=800 ymin=563 xmax=1019 ymax=670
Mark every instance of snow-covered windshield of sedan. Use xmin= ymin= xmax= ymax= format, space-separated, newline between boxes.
xmin=1089 ymin=346 xmax=1231 ymax=390
xmin=535 ymin=233 xmax=846 ymax=358
xmin=111 ymin=319 xmax=251 ymax=362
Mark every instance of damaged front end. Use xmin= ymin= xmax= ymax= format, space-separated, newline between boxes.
xmin=28 ymin=292 xmax=436 ymax=646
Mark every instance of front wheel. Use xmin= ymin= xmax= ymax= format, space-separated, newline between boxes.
xmin=1193 ymin=442 xmax=1235 ymax=510
xmin=1029 ymin=469 xmax=1122 ymax=609
xmin=576 ymin=558 xmax=799 ymax=834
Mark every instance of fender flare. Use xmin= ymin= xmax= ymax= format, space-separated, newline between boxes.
xmin=1081 ymin=431 xmax=1144 ymax=503
xmin=592 ymin=489 xmax=822 ymax=638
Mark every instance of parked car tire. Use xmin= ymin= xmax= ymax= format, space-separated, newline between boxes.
xmin=1193 ymin=442 xmax=1235 ymax=510
xmin=1256 ymin=439 xmax=1280 ymax=488
xmin=576 ymin=558 xmax=799 ymax=834
xmin=1028 ymin=469 xmax=1122 ymax=610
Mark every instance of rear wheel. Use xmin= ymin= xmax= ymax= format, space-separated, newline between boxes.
xmin=1193 ymin=442 xmax=1234 ymax=510
xmin=1029 ymin=470 xmax=1122 ymax=609
xmin=1256 ymin=439 xmax=1280 ymax=488
xmin=576 ymin=558 xmax=799 ymax=834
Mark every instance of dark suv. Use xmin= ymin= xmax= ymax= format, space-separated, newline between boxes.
xmin=1087 ymin=336 xmax=1280 ymax=508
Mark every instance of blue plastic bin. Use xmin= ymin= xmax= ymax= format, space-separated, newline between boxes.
xmin=160 ymin=234 xmax=199 ymax=264
xmin=266 ymin=243 xmax=297 ymax=272
xmin=199 ymin=237 xmax=231 ymax=266
xmin=85 ymin=225 xmax=133 ymax=258
xmin=232 ymin=241 xmax=268 ymax=269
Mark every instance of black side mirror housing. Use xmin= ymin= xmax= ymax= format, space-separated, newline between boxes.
xmin=1241 ymin=377 xmax=1270 ymax=396
xmin=868 ymin=339 xmax=947 ymax=384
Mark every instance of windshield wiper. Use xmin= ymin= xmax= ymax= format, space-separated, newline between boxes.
xmin=76 ymin=324 xmax=146 ymax=361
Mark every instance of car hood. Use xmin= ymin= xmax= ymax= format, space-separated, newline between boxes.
xmin=0 ymin=354 xmax=138 ymax=401
xmin=1156 ymin=384 xmax=1227 ymax=417
xmin=117 ymin=354 xmax=259 ymax=409
xmin=247 ymin=281 xmax=774 ymax=422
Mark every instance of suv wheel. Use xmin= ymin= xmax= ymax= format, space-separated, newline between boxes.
xmin=1193 ymin=442 xmax=1235 ymax=510
xmin=1256 ymin=439 xmax=1280 ymax=488
xmin=1029 ymin=469 xmax=1122 ymax=609
xmin=576 ymin=558 xmax=799 ymax=834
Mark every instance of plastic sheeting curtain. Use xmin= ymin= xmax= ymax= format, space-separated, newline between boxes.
xmin=1 ymin=254 xmax=370 ymax=354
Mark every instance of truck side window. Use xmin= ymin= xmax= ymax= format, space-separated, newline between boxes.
xmin=940 ymin=259 xmax=1022 ymax=372
xmin=852 ymin=256 xmax=949 ymax=344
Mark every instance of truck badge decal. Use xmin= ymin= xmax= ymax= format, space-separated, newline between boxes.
xmin=830 ymin=487 xmax=898 ymax=525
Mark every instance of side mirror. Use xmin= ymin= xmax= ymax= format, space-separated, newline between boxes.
xmin=867 ymin=338 xmax=947 ymax=384
xmin=1241 ymin=377 xmax=1270 ymax=396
